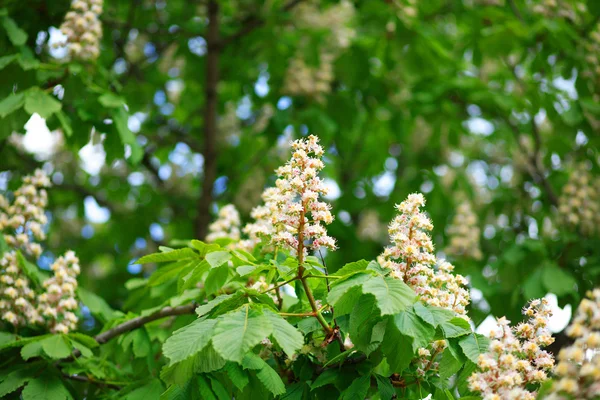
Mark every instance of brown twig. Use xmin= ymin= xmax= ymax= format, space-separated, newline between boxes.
xmin=195 ymin=0 xmax=220 ymax=240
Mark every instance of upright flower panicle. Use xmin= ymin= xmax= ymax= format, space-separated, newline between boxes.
xmin=0 ymin=251 xmax=39 ymax=327
xmin=469 ymin=299 xmax=555 ymax=400
xmin=206 ymin=204 xmax=241 ymax=243
xmin=270 ymin=135 xmax=336 ymax=257
xmin=445 ymin=200 xmax=482 ymax=260
xmin=558 ymin=163 xmax=600 ymax=236
xmin=38 ymin=252 xmax=81 ymax=334
xmin=0 ymin=170 xmax=81 ymax=333
xmin=0 ymin=169 xmax=50 ymax=259
xmin=546 ymin=289 xmax=600 ymax=399
xmin=379 ymin=193 xmax=470 ymax=316
xmin=58 ymin=0 xmax=104 ymax=61
xmin=240 ymin=187 xmax=279 ymax=251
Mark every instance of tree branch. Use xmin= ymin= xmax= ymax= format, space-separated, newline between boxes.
xmin=195 ymin=0 xmax=220 ymax=240
xmin=94 ymin=303 xmax=197 ymax=345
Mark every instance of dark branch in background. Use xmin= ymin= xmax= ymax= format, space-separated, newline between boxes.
xmin=219 ymin=0 xmax=304 ymax=48
xmin=61 ymin=372 xmax=123 ymax=390
xmin=195 ymin=0 xmax=220 ymax=240
xmin=68 ymin=303 xmax=197 ymax=360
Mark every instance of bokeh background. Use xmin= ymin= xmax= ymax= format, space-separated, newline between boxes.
xmin=2 ymin=0 xmax=600 ymax=354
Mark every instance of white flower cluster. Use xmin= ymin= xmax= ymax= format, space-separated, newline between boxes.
xmin=206 ymin=204 xmax=242 ymax=243
xmin=269 ymin=135 xmax=336 ymax=256
xmin=445 ymin=201 xmax=483 ymax=261
xmin=557 ymin=163 xmax=600 ymax=236
xmin=240 ymin=187 xmax=279 ymax=251
xmin=469 ymin=299 xmax=555 ymax=400
xmin=0 ymin=251 xmax=38 ymax=327
xmin=37 ymin=251 xmax=81 ymax=334
xmin=379 ymin=193 xmax=470 ymax=316
xmin=532 ymin=0 xmax=587 ymax=23
xmin=0 ymin=170 xmax=80 ymax=333
xmin=283 ymin=1 xmax=355 ymax=101
xmin=546 ymin=289 xmax=600 ymax=399
xmin=58 ymin=0 xmax=104 ymax=61
xmin=283 ymin=51 xmax=335 ymax=103
xmin=0 ymin=169 xmax=50 ymax=259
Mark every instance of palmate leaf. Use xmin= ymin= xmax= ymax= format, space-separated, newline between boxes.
xmin=160 ymin=345 xmax=226 ymax=386
xmin=263 ymin=309 xmax=304 ymax=357
xmin=21 ymin=374 xmax=73 ymax=400
xmin=212 ymin=305 xmax=272 ymax=363
xmin=40 ymin=334 xmax=72 ymax=359
xmin=163 ymin=318 xmax=216 ymax=365
xmin=0 ymin=368 xmax=34 ymax=397
xmin=381 ymin=317 xmax=414 ymax=373
xmin=196 ymin=293 xmax=237 ymax=317
xmin=205 ymin=250 xmax=232 ymax=268
xmin=339 ymin=374 xmax=370 ymax=400
xmin=362 ymin=275 xmax=416 ymax=315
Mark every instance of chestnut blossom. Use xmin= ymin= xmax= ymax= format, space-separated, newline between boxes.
xmin=269 ymin=135 xmax=336 ymax=257
xmin=240 ymin=187 xmax=279 ymax=251
xmin=379 ymin=193 xmax=470 ymax=316
xmin=206 ymin=204 xmax=241 ymax=242
xmin=545 ymin=289 xmax=600 ymax=400
xmin=557 ymin=163 xmax=600 ymax=236
xmin=0 ymin=251 xmax=40 ymax=327
xmin=37 ymin=251 xmax=81 ymax=333
xmin=57 ymin=0 xmax=103 ymax=61
xmin=445 ymin=201 xmax=482 ymax=260
xmin=468 ymin=299 xmax=555 ymax=400
xmin=0 ymin=169 xmax=50 ymax=259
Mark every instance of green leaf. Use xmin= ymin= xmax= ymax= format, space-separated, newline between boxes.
xmin=137 ymin=248 xmax=199 ymax=264
xmin=0 ymin=92 xmax=25 ymax=118
xmin=67 ymin=333 xmax=98 ymax=349
xmin=24 ymin=89 xmax=62 ymax=119
xmin=236 ymin=265 xmax=257 ymax=276
xmin=212 ymin=305 xmax=272 ymax=363
xmin=205 ymin=264 xmax=230 ymax=295
xmin=310 ymin=369 xmax=338 ymax=390
xmin=149 ymin=260 xmax=196 ymax=287
xmin=393 ymin=307 xmax=435 ymax=350
xmin=340 ymin=374 xmax=370 ymax=400
xmin=98 ymin=92 xmax=125 ymax=108
xmin=263 ymin=309 xmax=304 ymax=357
xmin=208 ymin=376 xmax=229 ymax=400
xmin=163 ymin=318 xmax=216 ymax=365
xmin=206 ymin=250 xmax=232 ymax=268
xmin=55 ymin=111 xmax=73 ymax=137
xmin=374 ymin=374 xmax=395 ymax=400
xmin=21 ymin=341 xmax=43 ymax=360
xmin=196 ymin=293 xmax=236 ymax=317
xmin=441 ymin=318 xmax=472 ymax=338
xmin=542 ymin=262 xmax=577 ymax=296
xmin=1 ymin=15 xmax=27 ymax=46
xmin=0 ymin=369 xmax=34 ymax=397
xmin=327 ymin=272 xmax=371 ymax=306
xmin=113 ymin=107 xmax=143 ymax=164
xmin=439 ymin=348 xmax=463 ymax=380
xmin=160 ymin=380 xmax=199 ymax=400
xmin=77 ymin=287 xmax=116 ymax=323
xmin=334 ymin=259 xmax=369 ymax=276
xmin=224 ymin=362 xmax=249 ymax=391
xmin=40 ymin=335 xmax=72 ymax=359
xmin=22 ymin=374 xmax=72 ymax=400
xmin=124 ymin=379 xmax=164 ymax=400
xmin=362 ymin=276 xmax=416 ymax=315
xmin=349 ymin=294 xmax=382 ymax=354
xmin=459 ymin=333 xmax=491 ymax=364
xmin=381 ymin=317 xmax=414 ymax=373
xmin=197 ymin=376 xmax=217 ymax=400
xmin=0 ymin=54 xmax=17 ymax=70
xmin=256 ymin=362 xmax=286 ymax=396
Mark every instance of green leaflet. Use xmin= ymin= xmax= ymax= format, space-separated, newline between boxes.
xmin=163 ymin=318 xmax=217 ymax=365
xmin=458 ymin=333 xmax=491 ymax=364
xmin=362 ymin=275 xmax=416 ymax=315
xmin=212 ymin=305 xmax=272 ymax=363
xmin=137 ymin=248 xmax=199 ymax=264
xmin=263 ymin=309 xmax=304 ymax=357
xmin=22 ymin=374 xmax=73 ymax=400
